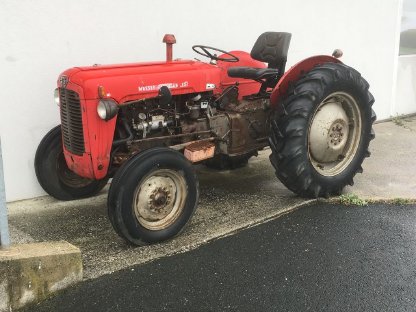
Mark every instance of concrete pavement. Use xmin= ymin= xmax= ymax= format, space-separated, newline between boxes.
xmin=347 ymin=115 xmax=416 ymax=199
xmin=6 ymin=116 xmax=416 ymax=281
xmin=0 ymin=241 xmax=82 ymax=311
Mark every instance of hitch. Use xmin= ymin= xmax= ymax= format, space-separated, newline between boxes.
xmin=162 ymin=34 xmax=176 ymax=62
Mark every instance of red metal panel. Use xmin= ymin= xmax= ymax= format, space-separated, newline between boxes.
xmin=68 ymin=60 xmax=222 ymax=103
xmin=62 ymin=82 xmax=116 ymax=180
xmin=270 ymin=55 xmax=342 ymax=108
xmin=216 ymin=51 xmax=265 ymax=99
xmin=62 ymin=82 xmax=94 ymax=179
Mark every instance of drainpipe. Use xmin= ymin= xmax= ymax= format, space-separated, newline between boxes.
xmin=0 ymin=137 xmax=10 ymax=249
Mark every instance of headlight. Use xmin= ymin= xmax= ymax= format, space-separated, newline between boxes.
xmin=54 ymin=88 xmax=60 ymax=106
xmin=97 ymin=99 xmax=119 ymax=121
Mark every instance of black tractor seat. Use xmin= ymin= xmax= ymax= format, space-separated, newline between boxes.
xmin=227 ymin=67 xmax=279 ymax=80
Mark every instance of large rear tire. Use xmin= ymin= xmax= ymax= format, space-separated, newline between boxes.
xmin=107 ymin=147 xmax=199 ymax=246
xmin=34 ymin=125 xmax=109 ymax=200
xmin=269 ymin=63 xmax=376 ymax=198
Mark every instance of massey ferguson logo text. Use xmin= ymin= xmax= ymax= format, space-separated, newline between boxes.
xmin=138 ymin=81 xmax=188 ymax=92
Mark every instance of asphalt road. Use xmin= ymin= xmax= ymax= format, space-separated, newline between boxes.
xmin=24 ymin=203 xmax=416 ymax=312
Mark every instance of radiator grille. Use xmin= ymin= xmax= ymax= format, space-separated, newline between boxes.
xmin=59 ymin=88 xmax=85 ymax=155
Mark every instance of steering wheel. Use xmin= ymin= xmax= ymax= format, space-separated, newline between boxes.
xmin=192 ymin=45 xmax=239 ymax=63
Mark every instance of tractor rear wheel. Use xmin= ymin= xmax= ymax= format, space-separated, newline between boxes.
xmin=268 ymin=63 xmax=376 ymax=198
xmin=107 ymin=147 xmax=199 ymax=245
xmin=34 ymin=125 xmax=109 ymax=200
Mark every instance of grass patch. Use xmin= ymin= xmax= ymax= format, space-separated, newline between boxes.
xmin=392 ymin=115 xmax=405 ymax=127
xmin=327 ymin=196 xmax=415 ymax=206
xmin=391 ymin=198 xmax=413 ymax=205
xmin=338 ymin=194 xmax=368 ymax=206
xmin=391 ymin=114 xmax=413 ymax=131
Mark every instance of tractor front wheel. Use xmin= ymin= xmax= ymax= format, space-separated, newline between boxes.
xmin=269 ymin=63 xmax=376 ymax=198
xmin=107 ymin=147 xmax=199 ymax=245
xmin=34 ymin=125 xmax=109 ymax=200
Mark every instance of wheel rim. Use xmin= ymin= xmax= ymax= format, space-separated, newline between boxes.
xmin=133 ymin=169 xmax=188 ymax=231
xmin=56 ymin=152 xmax=94 ymax=188
xmin=308 ymin=92 xmax=362 ymax=176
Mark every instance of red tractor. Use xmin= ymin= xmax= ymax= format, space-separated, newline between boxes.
xmin=35 ymin=32 xmax=375 ymax=245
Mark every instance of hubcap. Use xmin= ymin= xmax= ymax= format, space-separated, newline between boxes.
xmin=133 ymin=169 xmax=187 ymax=231
xmin=308 ymin=92 xmax=361 ymax=176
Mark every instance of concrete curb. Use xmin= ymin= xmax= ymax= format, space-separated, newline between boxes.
xmin=0 ymin=241 xmax=82 ymax=311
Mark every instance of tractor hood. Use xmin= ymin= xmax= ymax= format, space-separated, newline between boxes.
xmin=60 ymin=60 xmax=222 ymax=103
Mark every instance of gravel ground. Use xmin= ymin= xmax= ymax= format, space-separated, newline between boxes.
xmin=8 ymin=149 xmax=308 ymax=279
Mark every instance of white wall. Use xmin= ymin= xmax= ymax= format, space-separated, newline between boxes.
xmin=395 ymin=56 xmax=416 ymax=115
xmin=0 ymin=0 xmax=402 ymax=201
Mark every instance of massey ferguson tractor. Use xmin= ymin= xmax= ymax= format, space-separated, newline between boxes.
xmin=35 ymin=32 xmax=376 ymax=245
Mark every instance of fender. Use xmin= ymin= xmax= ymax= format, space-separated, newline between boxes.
xmin=270 ymin=55 xmax=342 ymax=108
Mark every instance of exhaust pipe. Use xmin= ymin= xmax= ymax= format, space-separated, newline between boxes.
xmin=162 ymin=34 xmax=176 ymax=62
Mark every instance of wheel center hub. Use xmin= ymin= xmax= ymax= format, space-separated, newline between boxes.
xmin=137 ymin=176 xmax=177 ymax=222
xmin=309 ymin=102 xmax=350 ymax=163
xmin=307 ymin=92 xmax=362 ymax=177
xmin=154 ymin=193 xmax=167 ymax=206
xmin=328 ymin=121 xmax=347 ymax=148
xmin=151 ymin=189 xmax=169 ymax=209
xmin=132 ymin=169 xmax=188 ymax=231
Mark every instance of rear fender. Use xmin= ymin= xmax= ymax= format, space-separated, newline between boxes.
xmin=270 ymin=55 xmax=342 ymax=109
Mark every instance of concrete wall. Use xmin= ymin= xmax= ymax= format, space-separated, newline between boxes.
xmin=0 ymin=0 xmax=403 ymax=201
xmin=395 ymin=56 xmax=416 ymax=115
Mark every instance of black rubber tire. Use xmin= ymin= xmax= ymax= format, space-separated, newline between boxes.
xmin=107 ymin=147 xmax=199 ymax=246
xmin=268 ymin=63 xmax=376 ymax=198
xmin=34 ymin=125 xmax=109 ymax=200
xmin=204 ymin=153 xmax=254 ymax=170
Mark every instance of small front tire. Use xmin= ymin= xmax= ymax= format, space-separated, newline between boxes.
xmin=107 ymin=147 xmax=199 ymax=246
xmin=34 ymin=125 xmax=109 ymax=200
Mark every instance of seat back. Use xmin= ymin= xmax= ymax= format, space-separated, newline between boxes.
xmin=250 ymin=32 xmax=292 ymax=69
